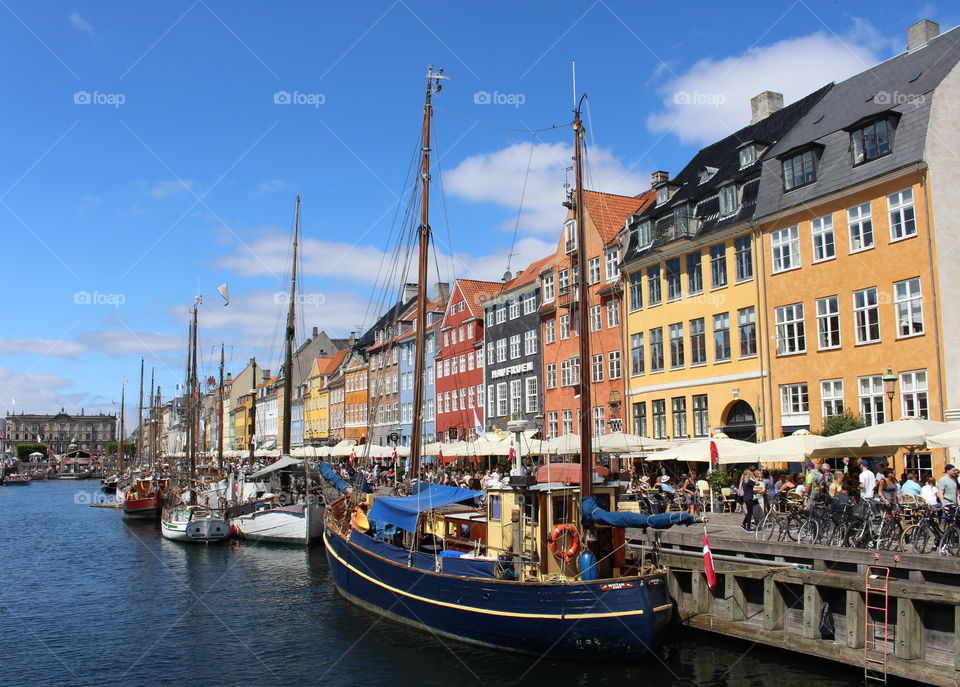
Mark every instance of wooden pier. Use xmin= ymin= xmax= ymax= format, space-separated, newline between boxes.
xmin=630 ymin=514 xmax=960 ymax=686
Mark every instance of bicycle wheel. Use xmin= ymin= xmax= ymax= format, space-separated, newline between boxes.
xmin=756 ymin=511 xmax=777 ymax=541
xmin=845 ymin=519 xmax=869 ymax=548
xmin=798 ymin=518 xmax=819 ymax=545
xmin=820 ymin=521 xmax=841 ymax=547
xmin=939 ymin=526 xmax=960 ymax=556
xmin=912 ymin=523 xmax=936 ymax=554
xmin=877 ymin=519 xmax=902 ymax=551
xmin=900 ymin=523 xmax=920 ymax=552
xmin=784 ymin=513 xmax=804 ymax=541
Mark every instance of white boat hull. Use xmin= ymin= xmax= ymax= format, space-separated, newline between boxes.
xmin=161 ymin=506 xmax=231 ymax=543
xmin=231 ymin=504 xmax=323 ymax=545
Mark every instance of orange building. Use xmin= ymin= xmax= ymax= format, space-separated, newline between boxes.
xmin=540 ymin=189 xmax=654 ymax=439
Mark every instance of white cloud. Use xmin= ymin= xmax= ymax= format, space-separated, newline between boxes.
xmin=252 ymin=179 xmax=292 ymax=196
xmin=0 ymin=338 xmax=86 ymax=357
xmin=444 ymin=141 xmax=646 ymax=234
xmin=138 ymin=180 xmax=195 ymax=199
xmin=646 ymin=26 xmax=884 ymax=145
xmin=0 ymin=367 xmax=112 ymax=416
xmin=69 ymin=11 xmax=95 ymax=36
xmin=75 ymin=330 xmax=185 ymax=357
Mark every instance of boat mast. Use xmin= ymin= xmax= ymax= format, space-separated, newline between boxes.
xmin=118 ymin=379 xmax=126 ymax=473
xmin=572 ymin=99 xmax=593 ymax=499
xmin=249 ymin=358 xmax=257 ymax=464
xmin=148 ymin=368 xmax=155 ymax=468
xmin=136 ymin=358 xmax=144 ymax=478
xmin=189 ymin=298 xmax=199 ymax=501
xmin=282 ymin=196 xmax=300 ymax=455
xmin=409 ymin=66 xmax=446 ymax=482
xmin=217 ymin=343 xmax=225 ymax=471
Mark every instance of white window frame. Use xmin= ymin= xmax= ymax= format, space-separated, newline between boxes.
xmin=811 ymin=215 xmax=835 ymax=262
xmin=848 ymin=202 xmax=874 ymax=253
xmin=816 ymin=296 xmax=840 ymax=350
xmin=589 ymin=305 xmax=602 ymax=332
xmin=900 ymin=369 xmax=928 ymax=419
xmin=544 ymin=319 xmax=556 ymax=344
xmin=780 ymin=383 xmax=809 ymax=414
xmin=894 ymin=277 xmax=923 ymax=338
xmin=523 ymin=329 xmax=537 ymax=356
xmin=858 ymin=375 xmax=885 ymax=425
xmin=608 ymin=350 xmax=621 ymax=380
xmin=592 ymin=353 xmax=604 ymax=382
xmin=542 ymin=273 xmax=555 ymax=302
xmin=524 ymin=377 xmax=538 ymax=414
xmin=888 ymin=189 xmax=916 ymax=241
xmin=821 ymin=379 xmax=844 ymax=419
xmin=771 ymin=225 xmax=800 ymax=272
xmin=607 ymin=299 xmax=620 ymax=328
xmin=588 ymin=257 xmax=601 ymax=285
xmin=853 ymin=287 xmax=880 ymax=344
xmin=775 ymin=303 xmax=805 ymax=355
xmin=605 ymin=248 xmax=620 ymax=282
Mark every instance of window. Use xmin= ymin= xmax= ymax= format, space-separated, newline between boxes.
xmin=509 ymin=379 xmax=522 ymax=415
xmin=468 ymin=386 xmax=474 ymax=408
xmin=496 ymin=338 xmax=507 ymax=363
xmin=496 ymin=383 xmax=508 ymax=416
xmin=564 ymin=219 xmax=577 ymax=252
xmin=851 ymin=119 xmax=890 ymax=165
xmin=542 ymin=273 xmax=555 ymax=302
xmin=508 ymin=299 xmax=520 ymax=319
xmin=771 ymin=226 xmax=800 ymax=272
xmin=811 ymin=215 xmax=834 ymax=262
xmin=605 ymin=248 xmax=620 ymax=281
xmin=606 ymin=300 xmax=619 ymax=328
xmin=781 ymin=383 xmax=809 ymax=415
xmin=562 ymin=409 xmax=574 ymax=435
xmin=669 ymin=323 xmax=684 ymax=368
xmin=477 ymin=384 xmax=484 ymax=407
xmin=609 ymin=418 xmax=623 ymax=433
xmin=775 ymin=303 xmax=805 ymax=355
xmin=738 ymin=307 xmax=756 ymax=357
xmin=558 ymin=269 xmax=569 ymax=294
xmin=452 ymin=390 xmax=459 ymax=412
xmin=630 ymin=333 xmax=644 ymax=376
xmin=848 ymin=203 xmax=874 ymax=252
xmin=687 ymin=251 xmax=702 ymax=294
xmin=519 ymin=377 xmax=536 ymax=414
xmin=629 ymin=272 xmax=642 ymax=310
xmin=547 ymin=411 xmax=558 ymax=439
xmin=734 ymin=235 xmax=753 ymax=281
xmin=821 ymin=379 xmax=844 ymax=419
xmin=509 ymin=334 xmax=521 ymax=359
xmin=559 ymin=314 xmax=571 ymax=340
xmin=905 ymin=453 xmax=933 ymax=483
xmin=710 ymin=244 xmax=727 ymax=288
xmin=719 ymin=184 xmax=738 ymax=216
xmin=544 ymin=319 xmax=555 ymax=344
xmin=888 ymin=189 xmax=916 ymax=240
xmin=608 ymin=350 xmax=621 ymax=380
xmin=496 ymin=304 xmax=506 ymax=324
xmin=858 ymin=375 xmax=885 ymax=425
xmin=591 ymin=353 xmax=604 ymax=382
xmin=689 ymin=318 xmax=706 ymax=365
xmin=853 ymin=287 xmax=880 ymax=344
xmin=632 ymin=402 xmax=647 ymax=437
xmin=782 ymin=149 xmax=816 ymax=190
xmin=816 ymin=296 xmax=840 ymax=350
xmin=444 ymin=358 xmax=451 ymax=376
xmin=652 ymin=400 xmax=667 ymax=439
xmin=672 ymin=397 xmax=687 ymax=438
xmin=560 ymin=360 xmax=574 ymax=387
xmin=524 ymin=329 xmax=537 ymax=355
xmin=894 ymin=278 xmax=923 ymax=337
xmin=713 ymin=313 xmax=731 ymax=361
xmin=588 ymin=257 xmax=601 ymax=284
xmin=522 ymin=292 xmax=536 ymax=315
xmin=546 ymin=363 xmax=557 ymax=389
xmin=589 ymin=305 xmax=602 ymax=332
xmin=649 ymin=328 xmax=664 ymax=372
xmin=666 ymin=258 xmax=682 ymax=300
xmin=637 ymin=220 xmax=653 ymax=248
xmin=738 ymin=144 xmax=757 ymax=168
xmin=647 ymin=265 xmax=661 ymax=305
xmin=901 ymin=370 xmax=928 ymax=419
xmin=692 ymin=395 xmax=708 ymax=437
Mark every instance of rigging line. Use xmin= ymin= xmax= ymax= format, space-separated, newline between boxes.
xmin=505 ymin=132 xmax=537 ymax=276
xmin=434 ymin=106 xmax=573 ymax=134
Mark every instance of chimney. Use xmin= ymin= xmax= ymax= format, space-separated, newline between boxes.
xmin=908 ymin=19 xmax=939 ymax=50
xmin=750 ymin=91 xmax=784 ymax=124
xmin=261 ymin=370 xmax=270 ymax=379
xmin=402 ymin=282 xmax=418 ymax=302
xmin=312 ymin=326 xmax=319 ymax=338
xmin=433 ymin=281 xmax=450 ymax=300
xmin=650 ymin=171 xmax=669 ymax=188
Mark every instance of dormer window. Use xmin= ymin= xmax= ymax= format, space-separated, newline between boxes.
xmin=851 ymin=118 xmax=891 ymax=165
xmin=698 ymin=166 xmax=718 ymax=184
xmin=738 ymin=145 xmax=757 ymax=169
xmin=655 ymin=186 xmax=670 ymax=205
xmin=637 ymin=220 xmax=653 ymax=248
xmin=781 ymin=148 xmax=818 ymax=191
xmin=718 ymin=184 xmax=739 ymax=217
xmin=564 ymin=219 xmax=577 ymax=252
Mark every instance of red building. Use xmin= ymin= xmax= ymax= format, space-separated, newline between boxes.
xmin=435 ymin=278 xmax=500 ymax=442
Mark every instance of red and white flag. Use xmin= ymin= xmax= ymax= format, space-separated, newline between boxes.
xmin=508 ymin=439 xmax=516 ymax=462
xmin=702 ymin=527 xmax=718 ymax=593
xmin=391 ymin=445 xmax=398 ymax=461
xmin=349 ymin=447 xmax=356 ymax=463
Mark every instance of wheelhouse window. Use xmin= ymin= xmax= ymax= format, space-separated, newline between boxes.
xmin=851 ymin=119 xmax=891 ymax=165
xmin=782 ymin=149 xmax=816 ymax=191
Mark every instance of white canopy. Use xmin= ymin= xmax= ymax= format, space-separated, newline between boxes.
xmin=652 ymin=438 xmax=757 ymax=464
xmin=814 ymin=418 xmax=959 ymax=455
xmin=546 ymin=434 xmax=582 ymax=454
xmin=927 ymin=428 xmax=960 ymax=449
xmin=249 ymin=456 xmax=306 ymax=479
xmin=724 ymin=430 xmax=832 ymax=461
xmin=592 ymin=432 xmax=671 ymax=454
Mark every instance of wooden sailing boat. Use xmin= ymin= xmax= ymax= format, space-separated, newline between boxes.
xmin=230 ymin=196 xmax=325 ymax=545
xmin=320 ymin=68 xmax=694 ymax=657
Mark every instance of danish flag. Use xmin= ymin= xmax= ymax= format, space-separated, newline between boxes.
xmin=703 ymin=527 xmax=718 ymax=593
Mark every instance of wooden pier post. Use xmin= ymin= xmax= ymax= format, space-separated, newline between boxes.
xmin=895 ymin=597 xmax=922 ymax=660
xmin=726 ymin=574 xmax=746 ymax=622
xmin=763 ymin=577 xmax=784 ymax=631
xmin=846 ymin=590 xmax=865 ymax=649
xmin=954 ymin=606 xmax=960 ymax=672
xmin=692 ymin=572 xmax=712 ymax=615
xmin=802 ymin=583 xmax=825 ymax=639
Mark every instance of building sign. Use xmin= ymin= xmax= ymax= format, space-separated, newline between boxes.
xmin=489 ymin=361 xmax=533 ymax=379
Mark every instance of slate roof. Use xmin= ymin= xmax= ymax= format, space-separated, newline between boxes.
xmin=354 ymin=297 xmax=415 ymax=352
xmin=755 ymin=25 xmax=960 ymax=217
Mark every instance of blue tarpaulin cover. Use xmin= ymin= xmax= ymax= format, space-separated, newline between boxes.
xmin=581 ymin=496 xmax=696 ymax=530
xmin=319 ymin=462 xmax=351 ymax=494
xmin=367 ymin=483 xmax=482 ymax=533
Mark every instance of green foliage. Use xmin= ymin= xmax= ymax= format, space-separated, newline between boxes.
xmin=105 ymin=441 xmax=137 ymax=458
xmin=705 ymin=470 xmax=735 ymax=491
xmin=16 ymin=443 xmax=47 ymax=460
xmin=819 ymin=409 xmax=868 ymax=437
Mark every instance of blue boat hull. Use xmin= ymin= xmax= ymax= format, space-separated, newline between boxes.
xmin=323 ymin=526 xmax=673 ymax=658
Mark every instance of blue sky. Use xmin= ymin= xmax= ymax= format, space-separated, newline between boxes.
xmin=0 ymin=0 xmax=953 ymax=416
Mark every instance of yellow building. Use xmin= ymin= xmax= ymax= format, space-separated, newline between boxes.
xmin=231 ymin=391 xmax=254 ymax=452
xmin=304 ymin=349 xmax=347 ymax=444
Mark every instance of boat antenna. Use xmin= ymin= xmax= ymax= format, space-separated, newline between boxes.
xmin=282 ymin=195 xmax=300 ymax=456
xmin=409 ymin=66 xmax=447 ymax=483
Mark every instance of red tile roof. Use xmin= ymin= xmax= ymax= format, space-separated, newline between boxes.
xmin=316 ymin=348 xmax=348 ymax=376
xmin=454 ymin=279 xmax=501 ymax=320
xmin=503 ymin=253 xmax=553 ymax=291
xmin=583 ymin=189 xmax=655 ymax=245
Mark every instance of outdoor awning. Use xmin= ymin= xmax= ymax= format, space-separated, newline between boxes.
xmin=249 ymin=456 xmax=306 ymax=480
xmin=533 ymin=462 xmax=609 ymax=484
xmin=367 ymin=483 xmax=482 ymax=533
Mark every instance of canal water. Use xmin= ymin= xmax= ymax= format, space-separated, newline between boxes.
xmin=1 ymin=481 xmax=869 ymax=687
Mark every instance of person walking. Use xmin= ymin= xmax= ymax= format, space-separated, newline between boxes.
xmin=739 ymin=469 xmax=759 ymax=531
xmin=936 ymin=464 xmax=959 ymax=507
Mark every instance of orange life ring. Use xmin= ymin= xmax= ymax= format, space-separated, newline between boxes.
xmin=548 ymin=524 xmax=581 ymax=563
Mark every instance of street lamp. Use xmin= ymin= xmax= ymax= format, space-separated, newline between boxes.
xmin=882 ymin=365 xmax=898 ymax=423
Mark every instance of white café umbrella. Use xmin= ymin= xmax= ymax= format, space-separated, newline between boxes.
xmin=926 ymin=427 xmax=960 ymax=449
xmin=724 ymin=429 xmax=832 ymax=462
xmin=653 ymin=437 xmax=756 ymax=464
xmin=815 ymin=418 xmax=958 ymax=455
xmin=592 ymin=432 xmax=671 ymax=454
xmin=546 ymin=434 xmax=582 ymax=454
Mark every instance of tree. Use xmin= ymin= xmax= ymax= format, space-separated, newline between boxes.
xmin=819 ymin=409 xmax=868 ymax=436
xmin=105 ymin=441 xmax=137 ymax=459
xmin=16 ymin=443 xmax=48 ymax=460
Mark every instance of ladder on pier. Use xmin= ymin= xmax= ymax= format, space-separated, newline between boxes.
xmin=864 ymin=566 xmax=891 ymax=684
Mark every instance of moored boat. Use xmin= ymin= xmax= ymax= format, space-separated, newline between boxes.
xmin=2 ymin=473 xmax=32 ymax=485
xmin=121 ymin=477 xmax=166 ymax=519
xmin=161 ymin=504 xmax=230 ymax=543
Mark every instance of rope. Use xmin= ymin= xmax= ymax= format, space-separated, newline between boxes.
xmin=434 ymin=106 xmax=572 ymax=133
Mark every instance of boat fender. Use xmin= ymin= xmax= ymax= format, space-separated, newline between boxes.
xmin=548 ymin=524 xmax=581 ymax=564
